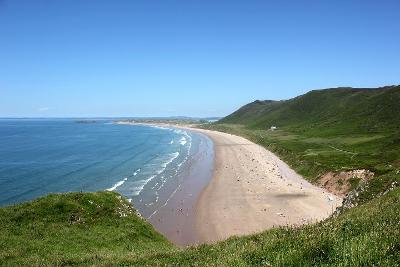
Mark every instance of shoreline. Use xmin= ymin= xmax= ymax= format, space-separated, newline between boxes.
xmin=116 ymin=121 xmax=342 ymax=245
xmin=145 ymin=131 xmax=214 ymax=247
xmin=117 ymin=121 xmax=214 ymax=246
xmin=190 ymin=127 xmax=342 ymax=243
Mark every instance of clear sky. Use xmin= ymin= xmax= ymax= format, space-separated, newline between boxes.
xmin=1 ymin=0 xmax=399 ymax=118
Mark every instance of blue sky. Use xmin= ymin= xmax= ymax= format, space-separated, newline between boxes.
xmin=1 ymin=0 xmax=399 ymax=117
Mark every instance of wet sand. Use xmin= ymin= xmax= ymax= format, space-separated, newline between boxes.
xmin=146 ymin=131 xmax=214 ymax=247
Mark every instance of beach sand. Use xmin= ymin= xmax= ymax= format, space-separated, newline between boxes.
xmin=117 ymin=121 xmax=342 ymax=246
xmin=188 ymin=127 xmax=342 ymax=244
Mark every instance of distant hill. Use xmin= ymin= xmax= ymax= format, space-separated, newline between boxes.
xmin=220 ymin=86 xmax=400 ymax=133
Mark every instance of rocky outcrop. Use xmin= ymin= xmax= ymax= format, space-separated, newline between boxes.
xmin=318 ymin=169 xmax=374 ymax=196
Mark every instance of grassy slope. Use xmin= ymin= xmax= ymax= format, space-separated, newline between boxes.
xmin=207 ymin=86 xmax=400 ymax=201
xmin=220 ymin=86 xmax=400 ymax=131
xmin=0 ymin=192 xmax=175 ymax=266
xmin=0 ymin=190 xmax=399 ymax=266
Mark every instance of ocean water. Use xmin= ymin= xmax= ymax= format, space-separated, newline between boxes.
xmin=0 ymin=119 xmax=209 ymax=216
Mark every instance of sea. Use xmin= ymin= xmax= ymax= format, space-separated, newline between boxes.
xmin=0 ymin=119 xmax=212 ymax=219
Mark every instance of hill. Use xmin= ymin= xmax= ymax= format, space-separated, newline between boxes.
xmin=220 ymin=86 xmax=400 ymax=133
xmin=208 ymin=86 xmax=400 ymax=199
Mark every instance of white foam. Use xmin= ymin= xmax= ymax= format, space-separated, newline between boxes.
xmin=176 ymin=133 xmax=192 ymax=170
xmin=161 ymin=152 xmax=180 ymax=168
xmin=106 ymin=168 xmax=141 ymax=193
xmin=173 ymin=129 xmax=184 ymax=134
xmin=179 ymin=137 xmax=187 ymax=146
xmin=147 ymin=183 xmax=182 ymax=220
xmin=131 ymin=152 xmax=181 ymax=196
xmin=147 ymin=209 xmax=159 ymax=219
xmin=169 ymin=140 xmax=174 ymax=144
xmin=106 ymin=177 xmax=128 ymax=191
xmin=122 ymin=130 xmax=195 ymax=201
xmin=149 ymin=125 xmax=170 ymax=131
xmin=131 ymin=175 xmax=156 ymax=196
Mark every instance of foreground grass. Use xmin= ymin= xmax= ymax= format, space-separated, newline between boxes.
xmin=0 ymin=190 xmax=399 ymax=266
xmin=0 ymin=192 xmax=175 ymax=266
xmin=134 ymin=188 xmax=400 ymax=266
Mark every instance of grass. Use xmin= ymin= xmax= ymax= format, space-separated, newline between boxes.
xmin=0 ymin=189 xmax=399 ymax=266
xmin=203 ymin=124 xmax=399 ymax=179
xmin=220 ymin=86 xmax=400 ymax=133
xmin=0 ymin=192 xmax=175 ymax=266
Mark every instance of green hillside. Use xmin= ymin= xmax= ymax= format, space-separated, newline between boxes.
xmin=1 ymin=189 xmax=399 ymax=266
xmin=220 ymin=86 xmax=400 ymax=133
xmin=207 ymin=86 xmax=400 ymax=199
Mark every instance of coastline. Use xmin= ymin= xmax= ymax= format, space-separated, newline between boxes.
xmin=117 ymin=121 xmax=342 ymax=245
xmin=117 ymin=121 xmax=216 ymax=246
xmin=145 ymin=131 xmax=214 ymax=246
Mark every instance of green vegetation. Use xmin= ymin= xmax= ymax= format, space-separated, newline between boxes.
xmin=1 ymin=86 xmax=399 ymax=266
xmin=0 ymin=192 xmax=175 ymax=266
xmin=204 ymin=86 xmax=400 ymax=200
xmin=1 ymin=190 xmax=399 ymax=266
xmin=220 ymin=86 xmax=400 ymax=131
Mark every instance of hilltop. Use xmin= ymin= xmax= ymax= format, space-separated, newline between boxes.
xmin=220 ymin=86 xmax=400 ymax=132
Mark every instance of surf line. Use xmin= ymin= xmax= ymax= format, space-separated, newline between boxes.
xmin=106 ymin=168 xmax=141 ymax=191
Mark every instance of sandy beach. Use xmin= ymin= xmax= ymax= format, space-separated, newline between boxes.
xmin=117 ymin=121 xmax=342 ymax=245
xmin=187 ymin=127 xmax=342 ymax=244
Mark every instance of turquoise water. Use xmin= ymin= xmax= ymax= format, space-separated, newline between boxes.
xmin=0 ymin=119 xmax=205 ymax=214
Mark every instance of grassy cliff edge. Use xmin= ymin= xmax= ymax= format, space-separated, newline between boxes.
xmin=0 ymin=190 xmax=399 ymax=266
